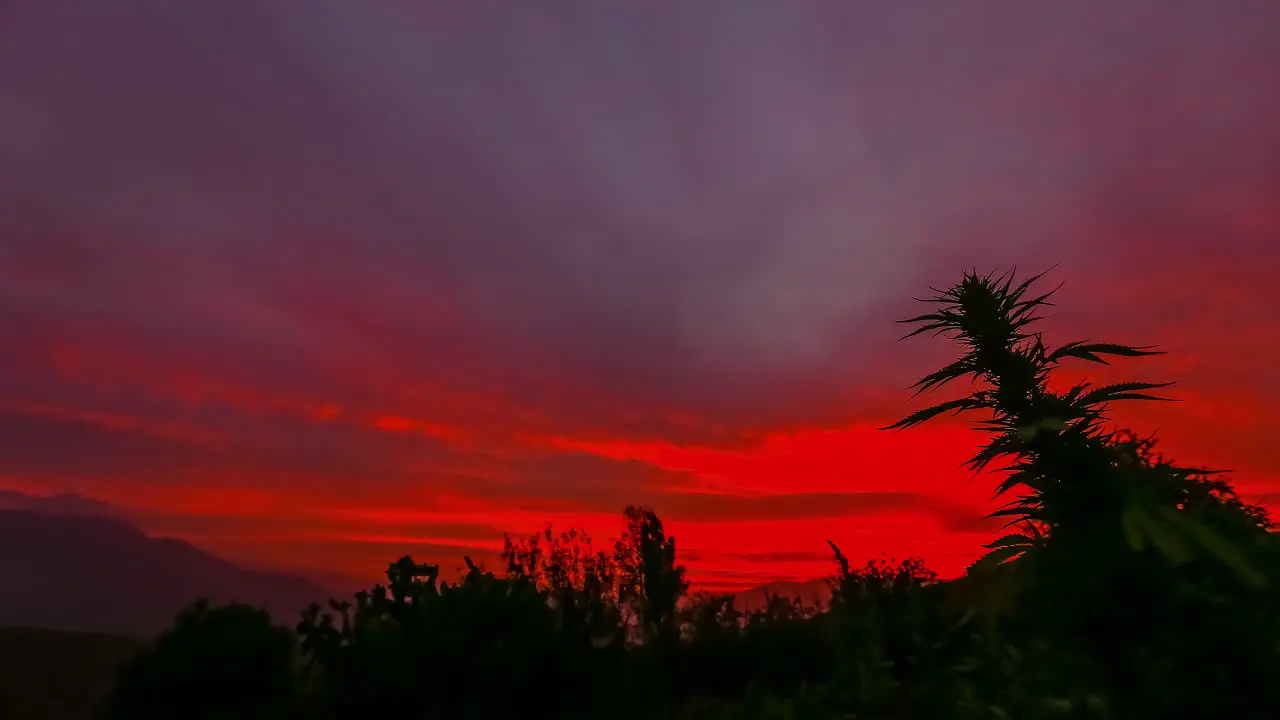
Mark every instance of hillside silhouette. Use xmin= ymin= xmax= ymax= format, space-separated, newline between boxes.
xmin=0 ymin=626 xmax=143 ymax=720
xmin=731 ymin=579 xmax=830 ymax=613
xmin=0 ymin=506 xmax=336 ymax=636
xmin=0 ymin=490 xmax=120 ymax=518
xmin=0 ymin=493 xmax=822 ymax=637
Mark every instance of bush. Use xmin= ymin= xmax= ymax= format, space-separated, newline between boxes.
xmin=100 ymin=601 xmax=299 ymax=719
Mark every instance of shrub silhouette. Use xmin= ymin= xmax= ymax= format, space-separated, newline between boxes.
xmin=295 ymin=555 xmax=587 ymax=719
xmin=99 ymin=267 xmax=1280 ymax=719
xmin=99 ymin=600 xmax=299 ymax=720
xmin=501 ymin=524 xmax=628 ymax=651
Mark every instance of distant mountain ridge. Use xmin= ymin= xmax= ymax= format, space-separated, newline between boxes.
xmin=0 ymin=489 xmax=120 ymax=518
xmin=0 ymin=504 xmax=337 ymax=636
xmin=731 ymin=579 xmax=831 ymax=612
xmin=0 ymin=490 xmax=836 ymax=634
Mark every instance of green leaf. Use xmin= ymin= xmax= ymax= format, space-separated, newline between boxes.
xmin=1121 ymin=504 xmax=1145 ymax=551
xmin=1158 ymin=507 xmax=1269 ymax=588
xmin=1131 ymin=506 xmax=1193 ymax=564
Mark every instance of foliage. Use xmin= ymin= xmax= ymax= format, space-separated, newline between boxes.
xmin=101 ymin=268 xmax=1280 ymax=719
xmin=99 ymin=601 xmax=299 ymax=720
xmin=884 ymin=267 xmax=1278 ymax=718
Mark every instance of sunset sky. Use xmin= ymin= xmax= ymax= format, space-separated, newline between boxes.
xmin=2 ymin=1 xmax=1278 ymax=591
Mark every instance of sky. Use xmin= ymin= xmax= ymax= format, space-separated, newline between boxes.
xmin=1 ymin=0 xmax=1278 ymax=591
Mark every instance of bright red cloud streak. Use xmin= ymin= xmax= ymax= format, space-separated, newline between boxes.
xmin=4 ymin=369 xmax=1277 ymax=591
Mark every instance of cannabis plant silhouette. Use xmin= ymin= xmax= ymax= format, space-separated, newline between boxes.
xmin=884 ymin=268 xmax=1269 ymax=581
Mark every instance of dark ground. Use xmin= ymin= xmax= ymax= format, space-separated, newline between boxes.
xmin=0 ymin=626 xmax=144 ymax=719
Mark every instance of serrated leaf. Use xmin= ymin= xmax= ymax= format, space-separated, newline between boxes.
xmin=1048 ymin=341 xmax=1164 ymax=365
xmin=908 ymin=357 xmax=980 ymax=396
xmin=967 ymin=545 xmax=1025 ymax=574
xmin=881 ymin=397 xmax=979 ymax=431
xmin=898 ymin=312 xmax=950 ymax=325
xmin=1078 ymin=381 xmax=1176 ymax=407
xmin=984 ymin=533 xmax=1035 ymax=550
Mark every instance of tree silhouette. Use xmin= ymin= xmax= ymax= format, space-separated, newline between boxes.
xmin=100 ymin=600 xmax=299 ymax=720
xmin=613 ymin=505 xmax=689 ymax=647
xmin=501 ymin=525 xmax=627 ymax=650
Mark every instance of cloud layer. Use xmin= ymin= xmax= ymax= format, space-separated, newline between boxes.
xmin=2 ymin=0 xmax=1278 ymax=586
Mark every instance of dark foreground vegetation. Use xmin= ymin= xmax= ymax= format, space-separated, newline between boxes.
xmin=100 ymin=271 xmax=1280 ymax=719
xmin=0 ymin=626 xmax=143 ymax=720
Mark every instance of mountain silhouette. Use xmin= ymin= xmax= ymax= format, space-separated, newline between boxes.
xmin=0 ymin=489 xmax=120 ymax=518
xmin=0 ymin=506 xmax=336 ymax=636
xmin=733 ymin=578 xmax=831 ymax=612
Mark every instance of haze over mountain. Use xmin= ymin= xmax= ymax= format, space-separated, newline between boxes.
xmin=0 ymin=489 xmax=119 ymax=518
xmin=0 ymin=491 xmax=825 ymax=633
xmin=0 ymin=495 xmax=337 ymax=636
xmin=732 ymin=579 xmax=831 ymax=613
